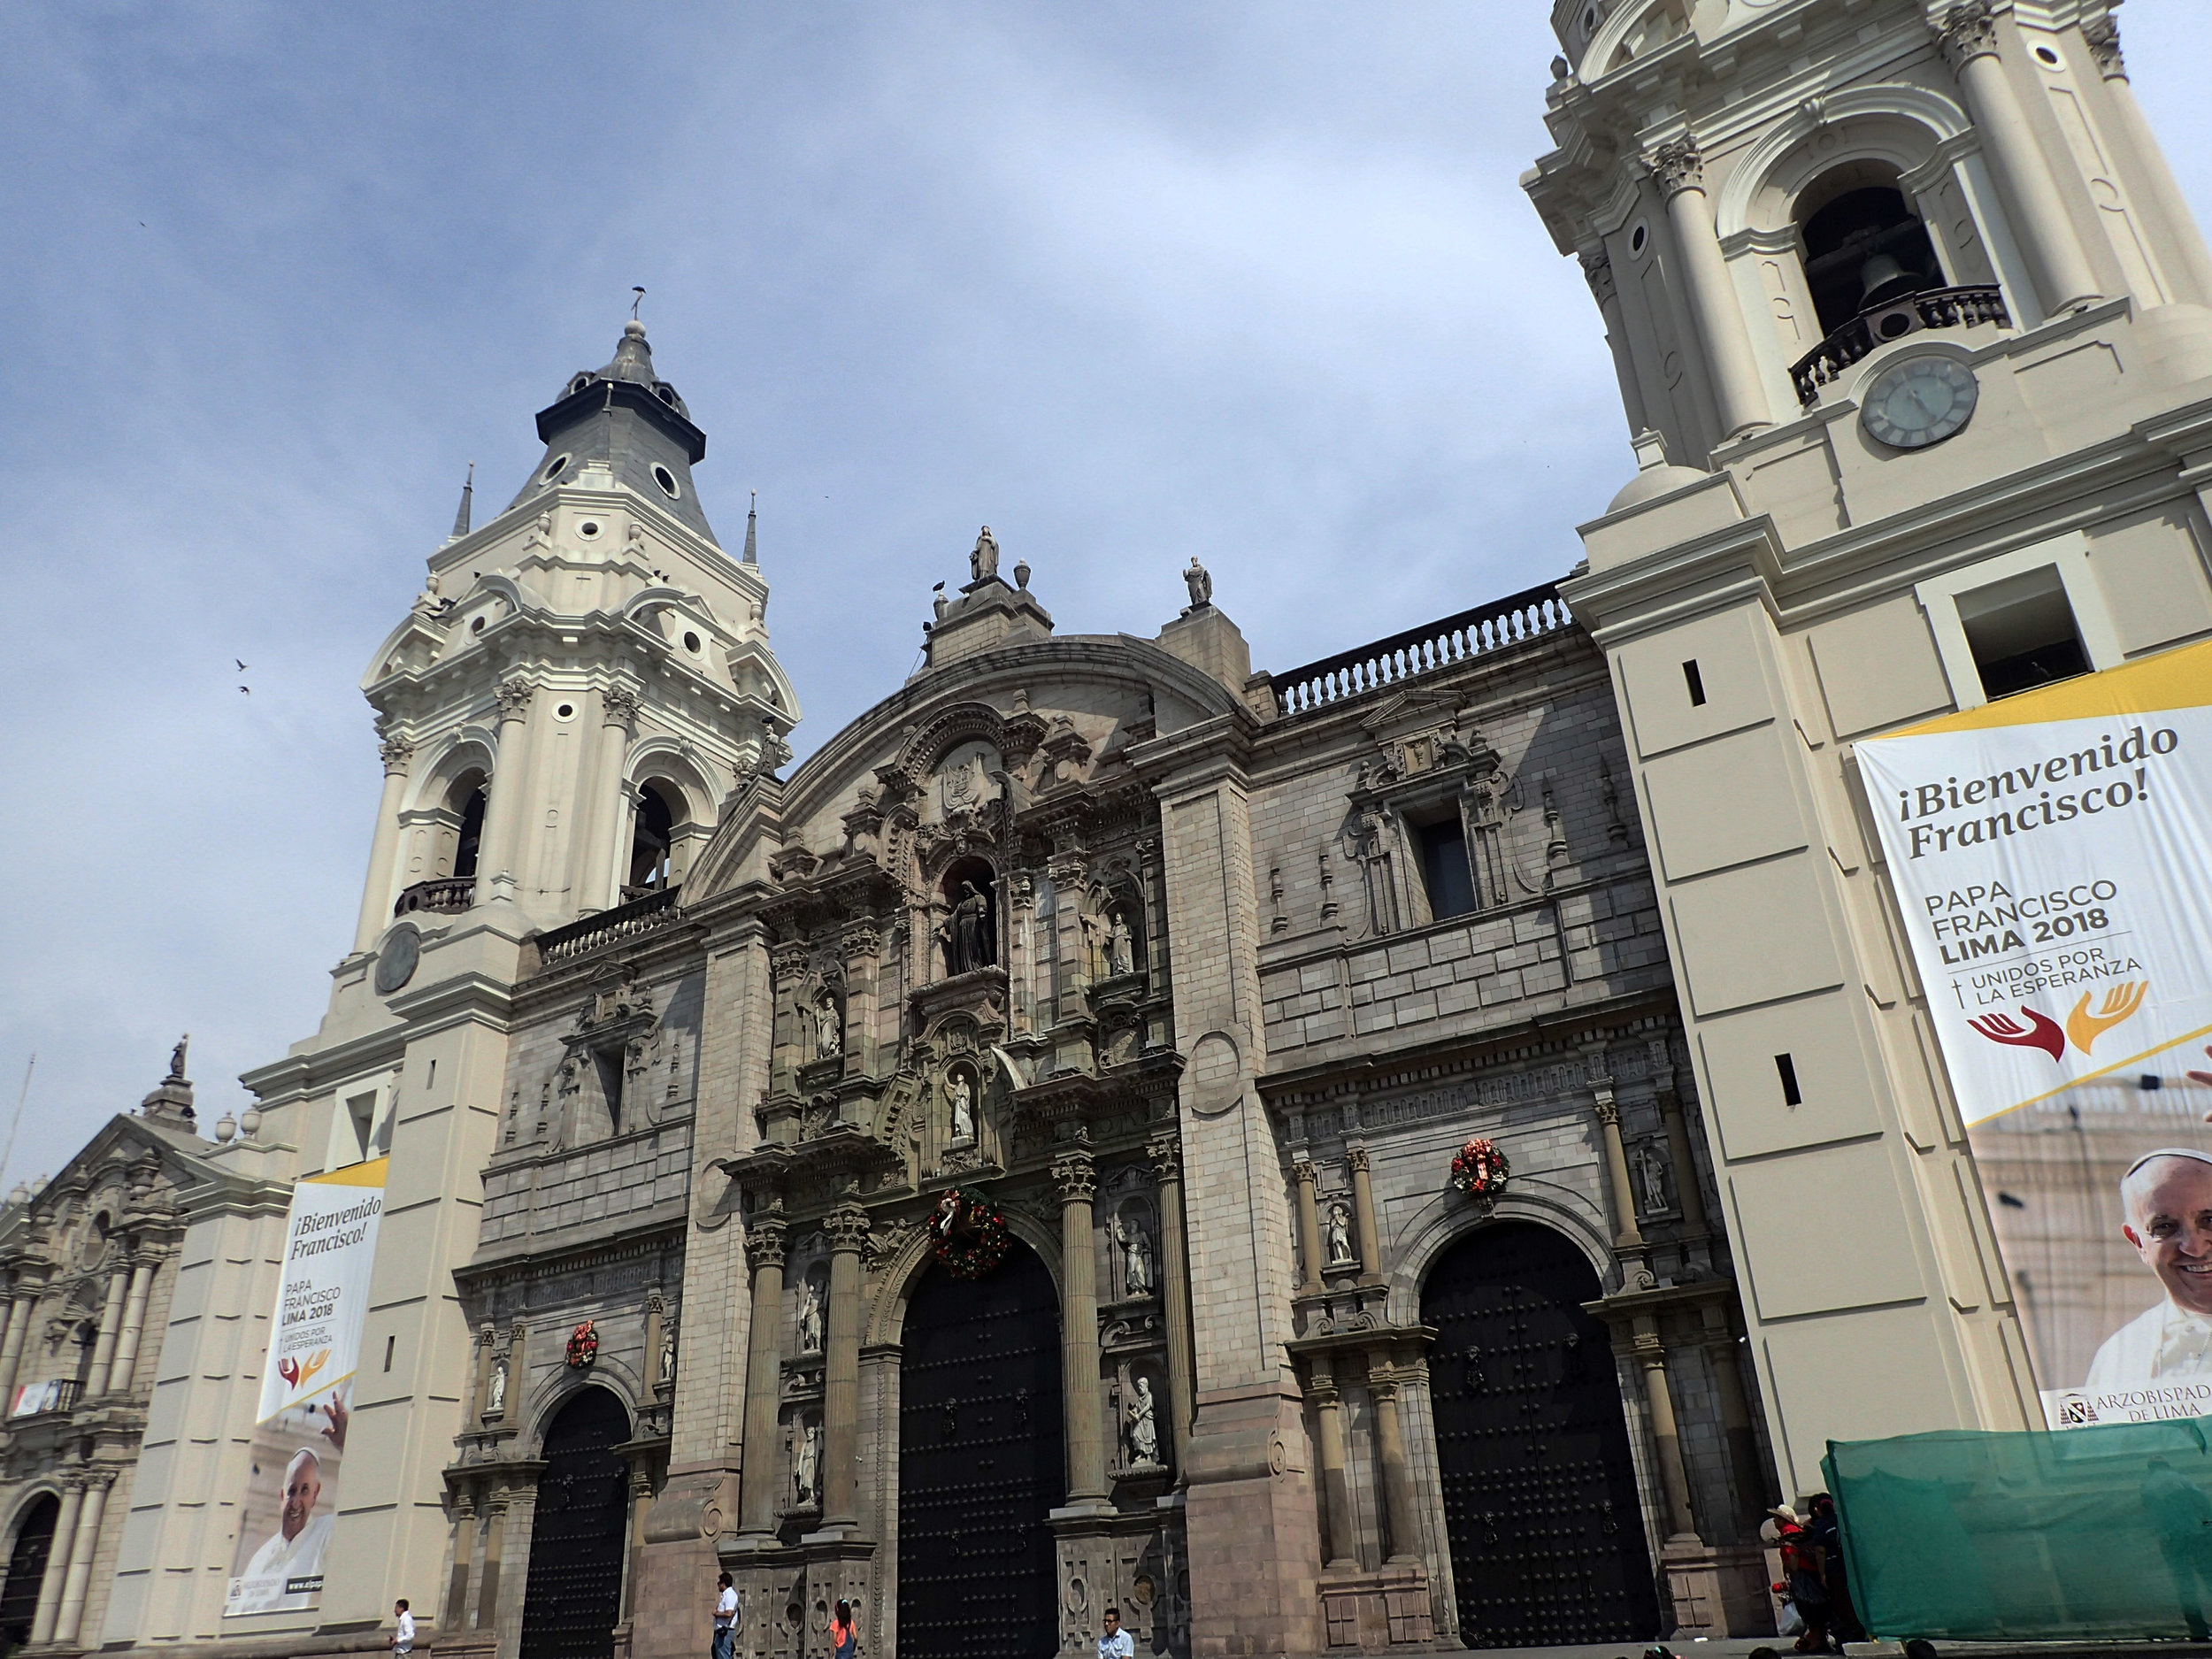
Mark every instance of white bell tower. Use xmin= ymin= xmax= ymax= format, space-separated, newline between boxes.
xmin=1532 ymin=0 xmax=2212 ymax=1500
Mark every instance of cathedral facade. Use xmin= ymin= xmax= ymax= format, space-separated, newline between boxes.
xmin=4 ymin=3 xmax=2212 ymax=1658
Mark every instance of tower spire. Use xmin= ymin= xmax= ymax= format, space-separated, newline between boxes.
xmin=449 ymin=462 xmax=474 ymax=540
xmin=743 ymin=489 xmax=757 ymax=565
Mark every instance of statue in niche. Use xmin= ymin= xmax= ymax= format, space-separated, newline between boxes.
xmin=658 ymin=1325 xmax=678 ymax=1384
xmin=971 ymin=525 xmax=1000 ymax=583
xmin=1635 ymin=1143 xmax=1670 ymax=1216
xmin=1112 ymin=1211 xmax=1154 ymax=1296
xmin=793 ymin=1420 xmax=821 ymax=1506
xmin=812 ymin=989 xmax=842 ymax=1059
xmin=796 ymin=1273 xmax=826 ymax=1355
xmin=1108 ymin=911 xmax=1135 ymax=978
xmin=1126 ymin=1375 xmax=1161 ymax=1466
xmin=947 ymin=1072 xmax=975 ymax=1143
xmin=1325 ymin=1200 xmax=1356 ymax=1266
xmin=943 ymin=881 xmax=993 ymax=974
xmin=484 ymin=1355 xmax=508 ymax=1417
xmin=1183 ymin=558 xmax=1212 ymax=609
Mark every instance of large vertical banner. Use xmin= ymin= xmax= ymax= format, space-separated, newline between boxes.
xmin=224 ymin=1157 xmax=387 ymax=1617
xmin=1857 ymin=641 xmax=2212 ymax=1429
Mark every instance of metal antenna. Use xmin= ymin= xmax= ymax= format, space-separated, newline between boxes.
xmin=632 ymin=287 xmax=647 ymax=320
xmin=0 ymin=1056 xmax=34 ymax=1195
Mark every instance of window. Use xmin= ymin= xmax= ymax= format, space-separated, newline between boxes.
xmin=1956 ymin=565 xmax=2090 ymax=699
xmin=452 ymin=786 xmax=487 ymax=881
xmin=628 ymin=781 xmax=679 ymax=894
xmin=1417 ymin=818 xmax=1477 ymax=921
xmin=344 ymin=1093 xmax=377 ymax=1163
xmin=1799 ymin=183 xmax=1943 ymax=336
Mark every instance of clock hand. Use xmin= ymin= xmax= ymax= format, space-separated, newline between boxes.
xmin=1906 ymin=384 xmax=1941 ymax=421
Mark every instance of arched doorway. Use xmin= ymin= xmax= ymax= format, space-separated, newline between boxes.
xmin=898 ymin=1239 xmax=1063 ymax=1659
xmin=1421 ymin=1222 xmax=1658 ymax=1648
xmin=0 ymin=1494 xmax=58 ymax=1646
xmin=518 ymin=1388 xmax=632 ymax=1659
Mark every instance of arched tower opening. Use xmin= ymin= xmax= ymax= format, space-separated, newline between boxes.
xmin=1798 ymin=170 xmax=1945 ymax=337
xmin=626 ymin=780 xmax=681 ymax=896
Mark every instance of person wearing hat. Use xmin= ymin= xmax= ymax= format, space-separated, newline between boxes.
xmin=2086 ymin=1148 xmax=2212 ymax=1387
xmin=1766 ymin=1504 xmax=1835 ymax=1654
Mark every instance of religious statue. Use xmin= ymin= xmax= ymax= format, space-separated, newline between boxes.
xmin=658 ymin=1326 xmax=678 ymax=1384
xmin=169 ymin=1035 xmax=189 ymax=1080
xmin=1108 ymin=912 xmax=1135 ymax=978
xmin=948 ymin=1072 xmax=975 ymax=1143
xmin=943 ymin=880 xmax=993 ymax=974
xmin=797 ymin=1274 xmax=826 ymax=1355
xmin=1184 ymin=557 xmax=1212 ymax=609
xmin=1126 ymin=1375 xmax=1161 ymax=1466
xmin=1634 ymin=1144 xmax=1670 ymax=1216
xmin=794 ymin=1420 xmax=821 ymax=1506
xmin=1325 ymin=1200 xmax=1356 ymax=1266
xmin=1112 ymin=1211 xmax=1154 ymax=1296
xmin=484 ymin=1355 xmax=508 ymax=1417
xmin=813 ymin=989 xmax=842 ymax=1058
xmin=971 ymin=525 xmax=1001 ymax=583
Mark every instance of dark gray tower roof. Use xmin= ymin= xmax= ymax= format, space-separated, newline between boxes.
xmin=504 ymin=321 xmax=718 ymax=541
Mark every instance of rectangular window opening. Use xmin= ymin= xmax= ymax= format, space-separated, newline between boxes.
xmin=1416 ymin=818 xmax=1477 ymax=922
xmin=383 ymin=1334 xmax=396 ymax=1373
xmin=1775 ymin=1052 xmax=1803 ymax=1107
xmin=344 ymin=1093 xmax=377 ymax=1164
xmin=1956 ymin=565 xmax=2089 ymax=701
xmin=1682 ymin=659 xmax=1707 ymax=706
xmin=426 ymin=1058 xmax=437 ymax=1089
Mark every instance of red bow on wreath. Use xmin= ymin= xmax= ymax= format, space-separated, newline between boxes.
xmin=1449 ymin=1138 xmax=1509 ymax=1197
xmin=565 ymin=1319 xmax=599 ymax=1368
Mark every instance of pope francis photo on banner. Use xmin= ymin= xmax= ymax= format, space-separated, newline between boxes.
xmin=236 ymin=1448 xmax=334 ymax=1599
xmin=2087 ymin=1148 xmax=2212 ymax=1386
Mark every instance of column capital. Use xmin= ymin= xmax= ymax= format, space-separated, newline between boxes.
xmin=842 ymin=922 xmax=883 ymax=962
xmin=826 ymin=1203 xmax=871 ymax=1253
xmin=1593 ymin=1091 xmax=1622 ymax=1127
xmin=1145 ymin=1130 xmax=1181 ymax=1183
xmin=494 ymin=676 xmax=536 ymax=722
xmin=1647 ymin=134 xmax=1705 ymax=199
xmin=1344 ymin=1143 xmax=1371 ymax=1175
xmin=2083 ymin=13 xmax=2125 ymax=79
xmin=1053 ymin=1149 xmax=1097 ymax=1205
xmin=601 ymin=681 xmax=642 ymax=726
xmin=745 ymin=1217 xmax=787 ymax=1270
xmin=59 ymin=1471 xmax=88 ymax=1494
xmin=1580 ymin=249 xmax=1618 ymax=306
xmin=378 ymin=733 xmax=416 ymax=775
xmin=1937 ymin=1 xmax=2001 ymax=72
xmin=1289 ymin=1156 xmax=1317 ymax=1188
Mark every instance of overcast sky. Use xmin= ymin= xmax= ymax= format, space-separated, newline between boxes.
xmin=4 ymin=4 xmax=2210 ymax=1188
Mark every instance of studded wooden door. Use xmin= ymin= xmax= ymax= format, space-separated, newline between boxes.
xmin=519 ymin=1387 xmax=633 ymax=1659
xmin=1420 ymin=1222 xmax=1658 ymax=1649
xmin=898 ymin=1240 xmax=1064 ymax=1659
xmin=0 ymin=1494 xmax=57 ymax=1646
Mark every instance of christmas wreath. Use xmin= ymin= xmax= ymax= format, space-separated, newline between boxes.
xmin=930 ymin=1187 xmax=1011 ymax=1279
xmin=565 ymin=1318 xmax=599 ymax=1368
xmin=1449 ymin=1137 xmax=1509 ymax=1198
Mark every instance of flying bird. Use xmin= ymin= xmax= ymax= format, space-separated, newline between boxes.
xmin=239 ymin=686 xmax=250 ymax=695
xmin=235 ymin=659 xmax=248 ymax=672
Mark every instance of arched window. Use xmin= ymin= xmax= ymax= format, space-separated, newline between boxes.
xmin=1799 ymin=180 xmax=1945 ymax=336
xmin=451 ymin=785 xmax=487 ymax=881
xmin=626 ymin=782 xmax=680 ymax=895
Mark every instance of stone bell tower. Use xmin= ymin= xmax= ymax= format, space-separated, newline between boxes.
xmin=1531 ymin=0 xmax=2212 ymax=1498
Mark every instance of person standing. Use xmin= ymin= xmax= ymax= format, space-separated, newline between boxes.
xmin=712 ymin=1572 xmax=738 ymax=1659
xmin=1097 ymin=1606 xmax=1133 ymax=1659
xmin=830 ymin=1599 xmax=856 ymax=1659
xmin=391 ymin=1601 xmax=413 ymax=1657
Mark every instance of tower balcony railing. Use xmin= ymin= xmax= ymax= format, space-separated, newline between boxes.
xmin=534 ymin=885 xmax=684 ymax=970
xmin=1264 ymin=582 xmax=1573 ymax=718
xmin=394 ymin=877 xmax=476 ymax=918
xmin=1790 ymin=284 xmax=2008 ymax=406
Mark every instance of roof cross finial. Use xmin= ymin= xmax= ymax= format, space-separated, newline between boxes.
xmin=631 ymin=286 xmax=646 ymax=321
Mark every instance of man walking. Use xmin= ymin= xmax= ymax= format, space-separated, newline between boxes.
xmin=1096 ymin=1607 xmax=1133 ymax=1659
xmin=712 ymin=1571 xmax=738 ymax=1659
xmin=391 ymin=1601 xmax=413 ymax=1657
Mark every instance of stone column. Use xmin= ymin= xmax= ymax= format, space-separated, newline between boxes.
xmin=1290 ymin=1158 xmax=1325 ymax=1294
xmin=106 ymin=1251 xmax=159 ymax=1394
xmin=572 ymin=682 xmax=641 ymax=918
xmin=2083 ymin=13 xmax=2212 ymax=307
xmin=1939 ymin=3 xmax=2102 ymax=315
xmin=735 ymin=1218 xmax=788 ymax=1540
xmin=31 ymin=1477 xmax=84 ymax=1643
xmin=479 ymin=676 xmax=538 ymax=901
xmin=354 ymin=733 xmax=416 ymax=951
xmin=1650 ymin=1045 xmax=1710 ymax=1238
xmin=1346 ymin=1143 xmax=1383 ymax=1286
xmin=1587 ymin=1069 xmax=1647 ymax=1258
xmin=1148 ymin=1132 xmax=1196 ymax=1478
xmin=1306 ymin=1363 xmax=1355 ymax=1569
xmin=1701 ymin=1302 xmax=1772 ymax=1525
xmin=475 ymin=1489 xmax=509 ymax=1630
xmin=1633 ymin=1316 xmax=1701 ymax=1541
xmin=444 ymin=1488 xmax=478 ymax=1629
xmin=1055 ymin=1148 xmax=1109 ymax=1505
xmin=822 ymin=1204 xmax=868 ymax=1529
xmin=82 ymin=1263 xmax=128 ymax=1396
xmin=1368 ymin=1363 xmax=1422 ymax=1566
xmin=1581 ymin=250 xmax=1652 ymax=436
xmin=1647 ymin=134 xmax=1771 ymax=440
xmin=0 ymin=1282 xmax=40 ymax=1402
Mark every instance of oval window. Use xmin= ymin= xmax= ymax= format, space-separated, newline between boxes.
xmin=683 ymin=630 xmax=702 ymax=654
xmin=578 ymin=520 xmax=602 ymax=539
xmin=541 ymin=454 xmax=571 ymax=485
xmin=653 ymin=464 xmax=681 ymax=498
xmin=555 ymin=702 xmax=578 ymax=721
xmin=1629 ymin=221 xmax=1648 ymax=256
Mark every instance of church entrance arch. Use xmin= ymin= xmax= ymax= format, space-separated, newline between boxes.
xmin=897 ymin=1239 xmax=1064 ymax=1659
xmin=0 ymin=1494 xmax=58 ymax=1646
xmin=518 ymin=1387 xmax=632 ymax=1659
xmin=1421 ymin=1221 xmax=1658 ymax=1649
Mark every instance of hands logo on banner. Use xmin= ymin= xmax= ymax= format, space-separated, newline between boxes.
xmin=276 ymin=1349 xmax=331 ymax=1393
xmin=1969 ymin=981 xmax=2151 ymax=1062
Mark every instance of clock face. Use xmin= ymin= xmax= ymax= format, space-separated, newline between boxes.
xmin=374 ymin=924 xmax=421 ymax=995
xmin=1862 ymin=356 xmax=1978 ymax=449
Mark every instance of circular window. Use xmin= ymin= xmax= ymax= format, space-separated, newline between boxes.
xmin=555 ymin=702 xmax=578 ymax=721
xmin=683 ymin=630 xmax=703 ymax=654
xmin=578 ymin=520 xmax=602 ymax=538
xmin=471 ymin=614 xmax=486 ymax=634
xmin=1629 ymin=221 xmax=1648 ymax=256
xmin=2034 ymin=42 xmax=2061 ymax=66
xmin=653 ymin=464 xmax=681 ymax=499
xmin=541 ymin=454 xmax=571 ymax=485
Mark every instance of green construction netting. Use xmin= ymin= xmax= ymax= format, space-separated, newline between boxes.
xmin=1825 ymin=1420 xmax=2212 ymax=1643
